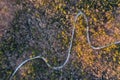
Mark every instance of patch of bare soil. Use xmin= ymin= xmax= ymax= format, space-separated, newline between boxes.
xmin=0 ymin=0 xmax=19 ymax=38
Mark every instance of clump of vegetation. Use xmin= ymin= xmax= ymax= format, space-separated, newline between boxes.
xmin=0 ymin=0 xmax=120 ymax=80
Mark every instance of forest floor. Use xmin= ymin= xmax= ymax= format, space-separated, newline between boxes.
xmin=0 ymin=0 xmax=120 ymax=80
